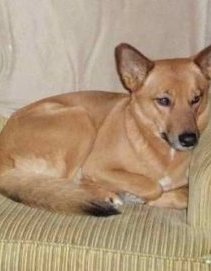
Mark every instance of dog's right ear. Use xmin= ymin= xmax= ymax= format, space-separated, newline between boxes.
xmin=194 ymin=44 xmax=211 ymax=79
xmin=115 ymin=43 xmax=154 ymax=92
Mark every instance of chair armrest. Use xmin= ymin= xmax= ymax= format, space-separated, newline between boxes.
xmin=0 ymin=116 xmax=7 ymax=131
xmin=187 ymin=118 xmax=211 ymax=229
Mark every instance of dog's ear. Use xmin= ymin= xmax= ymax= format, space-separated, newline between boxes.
xmin=194 ymin=45 xmax=211 ymax=79
xmin=115 ymin=43 xmax=154 ymax=92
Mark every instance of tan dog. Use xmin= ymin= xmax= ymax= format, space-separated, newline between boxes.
xmin=0 ymin=43 xmax=210 ymax=216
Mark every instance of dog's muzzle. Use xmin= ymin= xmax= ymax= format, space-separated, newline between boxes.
xmin=161 ymin=132 xmax=199 ymax=151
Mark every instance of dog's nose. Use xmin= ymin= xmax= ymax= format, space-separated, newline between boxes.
xmin=178 ymin=133 xmax=198 ymax=147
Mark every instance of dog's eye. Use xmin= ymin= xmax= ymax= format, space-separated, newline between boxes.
xmin=191 ymin=95 xmax=201 ymax=105
xmin=156 ymin=97 xmax=171 ymax=107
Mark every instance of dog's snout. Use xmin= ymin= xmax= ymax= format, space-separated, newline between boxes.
xmin=178 ymin=133 xmax=198 ymax=147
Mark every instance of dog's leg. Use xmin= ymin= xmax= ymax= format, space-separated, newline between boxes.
xmin=93 ymin=169 xmax=163 ymax=202
xmin=148 ymin=186 xmax=188 ymax=209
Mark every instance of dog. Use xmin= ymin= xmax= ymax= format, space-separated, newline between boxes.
xmin=0 ymin=43 xmax=210 ymax=216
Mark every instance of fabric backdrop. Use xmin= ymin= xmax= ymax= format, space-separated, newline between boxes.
xmin=0 ymin=0 xmax=211 ymax=117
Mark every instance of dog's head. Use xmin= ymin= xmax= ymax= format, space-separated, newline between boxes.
xmin=115 ymin=43 xmax=211 ymax=151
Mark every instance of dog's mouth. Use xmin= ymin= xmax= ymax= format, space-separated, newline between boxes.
xmin=161 ymin=132 xmax=199 ymax=151
xmin=161 ymin=132 xmax=170 ymax=144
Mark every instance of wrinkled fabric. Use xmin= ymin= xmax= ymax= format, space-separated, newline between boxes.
xmin=0 ymin=0 xmax=211 ymax=116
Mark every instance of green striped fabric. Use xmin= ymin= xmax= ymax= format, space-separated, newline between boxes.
xmin=0 ymin=116 xmax=210 ymax=270
xmin=0 ymin=116 xmax=7 ymax=131
xmin=0 ymin=199 xmax=210 ymax=270
xmin=188 ymin=110 xmax=211 ymax=229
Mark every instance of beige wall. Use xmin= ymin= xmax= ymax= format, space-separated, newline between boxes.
xmin=0 ymin=0 xmax=211 ymax=116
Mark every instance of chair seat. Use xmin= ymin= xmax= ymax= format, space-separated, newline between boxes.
xmin=0 ymin=195 xmax=210 ymax=271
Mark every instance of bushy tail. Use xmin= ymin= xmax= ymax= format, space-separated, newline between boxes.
xmin=0 ymin=172 xmax=121 ymax=217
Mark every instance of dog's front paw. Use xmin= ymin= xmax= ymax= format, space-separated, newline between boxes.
xmin=119 ymin=192 xmax=146 ymax=204
xmin=105 ymin=193 xmax=123 ymax=207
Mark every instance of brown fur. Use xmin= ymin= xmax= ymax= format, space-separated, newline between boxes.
xmin=0 ymin=43 xmax=210 ymax=216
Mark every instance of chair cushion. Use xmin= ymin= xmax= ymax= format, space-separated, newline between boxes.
xmin=0 ymin=195 xmax=210 ymax=270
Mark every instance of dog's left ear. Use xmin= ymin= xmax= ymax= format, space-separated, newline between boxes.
xmin=194 ymin=45 xmax=211 ymax=79
xmin=115 ymin=43 xmax=154 ymax=92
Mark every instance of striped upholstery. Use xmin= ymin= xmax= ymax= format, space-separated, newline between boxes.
xmin=188 ymin=110 xmax=211 ymax=229
xmin=0 ymin=117 xmax=7 ymax=131
xmin=0 ymin=116 xmax=210 ymax=270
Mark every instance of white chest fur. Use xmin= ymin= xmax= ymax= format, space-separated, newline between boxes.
xmin=159 ymin=176 xmax=172 ymax=191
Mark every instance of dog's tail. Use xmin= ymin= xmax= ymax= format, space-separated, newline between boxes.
xmin=0 ymin=173 xmax=121 ymax=217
